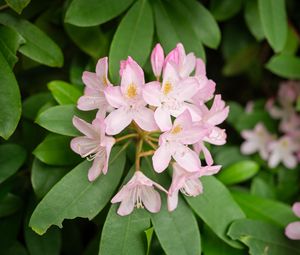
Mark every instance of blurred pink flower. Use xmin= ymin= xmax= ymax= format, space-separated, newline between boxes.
xmin=241 ymin=123 xmax=274 ymax=160
xmin=278 ymin=80 xmax=300 ymax=107
xmin=151 ymin=43 xmax=164 ymax=79
xmin=285 ymin=202 xmax=300 ymax=240
xmin=111 ymin=171 xmax=167 ymax=216
xmin=104 ymin=57 xmax=157 ymax=135
xmin=167 ymin=163 xmax=221 ymax=211
xmin=71 ymin=116 xmax=115 ymax=181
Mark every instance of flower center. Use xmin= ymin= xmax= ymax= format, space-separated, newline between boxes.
xmin=171 ymin=124 xmax=182 ymax=134
xmin=126 ymin=83 xmax=137 ymax=99
xmin=163 ymin=81 xmax=173 ymax=95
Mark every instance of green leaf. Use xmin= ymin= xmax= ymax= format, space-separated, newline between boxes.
xmin=153 ymin=0 xmax=205 ymax=60
xmin=5 ymin=0 xmax=31 ymax=14
xmin=180 ymin=0 xmax=221 ymax=49
xmin=99 ymin=205 xmax=151 ymax=255
xmin=217 ymin=160 xmax=260 ymax=185
xmin=0 ymin=143 xmax=26 ymax=183
xmin=226 ymin=102 xmax=243 ymax=127
xmin=266 ymin=54 xmax=300 ymax=79
xmin=33 ymin=134 xmax=80 ymax=166
xmin=47 ymin=80 xmax=82 ymax=105
xmin=31 ymin=159 xmax=68 ymax=199
xmin=64 ymin=24 xmax=109 ymax=59
xmin=250 ymin=176 xmax=276 ymax=199
xmin=0 ymin=13 xmax=63 ymax=67
xmin=4 ymin=241 xmax=28 ymax=255
xmin=144 ymin=227 xmax=154 ymax=255
xmin=185 ymin=176 xmax=245 ymax=248
xmin=244 ymin=0 xmax=264 ymax=41
xmin=65 ymin=0 xmax=134 ymax=27
xmin=210 ymin=0 xmax=242 ymax=21
xmin=214 ymin=146 xmax=248 ymax=168
xmin=0 ymin=25 xmax=25 ymax=67
xmin=282 ymin=26 xmax=299 ymax=55
xmin=0 ymin=193 xmax=22 ymax=218
xmin=258 ymin=0 xmax=287 ymax=52
xmin=29 ymin=146 xmax=126 ymax=235
xmin=35 ymin=105 xmax=95 ymax=137
xmin=109 ymin=0 xmax=154 ymax=82
xmin=0 ymin=50 xmax=21 ymax=139
xmin=231 ymin=191 xmax=298 ymax=227
xmin=228 ymin=219 xmax=300 ymax=255
xmin=0 ymin=213 xmax=22 ymax=250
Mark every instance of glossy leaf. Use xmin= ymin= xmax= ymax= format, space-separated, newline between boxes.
xmin=33 ymin=134 xmax=80 ymax=166
xmin=47 ymin=80 xmax=81 ymax=105
xmin=35 ymin=105 xmax=95 ymax=137
xmin=0 ymin=143 xmax=26 ymax=183
xmin=244 ymin=0 xmax=264 ymax=41
xmin=231 ymin=191 xmax=298 ymax=227
xmin=31 ymin=159 xmax=68 ymax=199
xmin=144 ymin=227 xmax=154 ymax=255
xmin=109 ymin=0 xmax=154 ymax=82
xmin=210 ymin=0 xmax=242 ymax=21
xmin=214 ymin=146 xmax=248 ymax=169
xmin=228 ymin=219 xmax=300 ymax=255
xmin=5 ymin=0 xmax=31 ymax=14
xmin=185 ymin=176 xmax=245 ymax=248
xmin=99 ymin=205 xmax=151 ymax=255
xmin=266 ymin=54 xmax=300 ymax=79
xmin=217 ymin=160 xmax=260 ymax=185
xmin=282 ymin=27 xmax=299 ymax=55
xmin=0 ymin=193 xmax=22 ymax=218
xmin=65 ymin=0 xmax=134 ymax=27
xmin=29 ymin=146 xmax=126 ymax=235
xmin=0 ymin=50 xmax=21 ymax=139
xmin=250 ymin=176 xmax=276 ymax=199
xmin=258 ymin=0 xmax=287 ymax=52
xmin=0 ymin=13 xmax=63 ymax=67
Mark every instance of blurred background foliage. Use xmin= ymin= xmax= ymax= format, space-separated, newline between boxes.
xmin=0 ymin=0 xmax=300 ymax=254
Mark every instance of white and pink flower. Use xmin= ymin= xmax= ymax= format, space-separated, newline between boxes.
xmin=285 ymin=202 xmax=300 ymax=240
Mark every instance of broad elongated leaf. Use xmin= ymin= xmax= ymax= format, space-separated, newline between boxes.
xmin=99 ymin=205 xmax=151 ymax=255
xmin=228 ymin=219 xmax=300 ymax=255
xmin=185 ymin=176 xmax=245 ymax=248
xmin=47 ymin=81 xmax=81 ymax=105
xmin=0 ymin=193 xmax=22 ymax=218
xmin=109 ymin=0 xmax=154 ymax=82
xmin=0 ymin=50 xmax=21 ymax=139
xmin=250 ymin=176 xmax=276 ymax=199
xmin=33 ymin=134 xmax=80 ymax=166
xmin=29 ymin=146 xmax=126 ymax=235
xmin=244 ymin=0 xmax=264 ymax=41
xmin=5 ymin=0 xmax=31 ymax=14
xmin=0 ymin=13 xmax=63 ymax=67
xmin=210 ymin=0 xmax=242 ymax=21
xmin=0 ymin=143 xmax=26 ymax=183
xmin=231 ymin=191 xmax=298 ymax=227
xmin=65 ymin=0 xmax=134 ymax=27
xmin=35 ymin=105 xmax=95 ymax=136
xmin=258 ymin=0 xmax=287 ymax=52
xmin=266 ymin=54 xmax=300 ymax=79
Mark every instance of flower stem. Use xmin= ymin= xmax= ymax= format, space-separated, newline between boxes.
xmin=115 ymin=133 xmax=138 ymax=143
xmin=139 ymin=150 xmax=155 ymax=157
xmin=144 ymin=138 xmax=158 ymax=150
xmin=135 ymin=139 xmax=143 ymax=171
xmin=146 ymin=136 xmax=159 ymax=142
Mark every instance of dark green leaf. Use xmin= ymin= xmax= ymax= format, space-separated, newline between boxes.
xmin=4 ymin=241 xmax=28 ymax=255
xmin=29 ymin=146 xmax=126 ymax=235
xmin=228 ymin=219 xmax=300 ymax=255
xmin=0 ymin=193 xmax=22 ymax=218
xmin=214 ymin=146 xmax=248 ymax=168
xmin=210 ymin=0 xmax=242 ymax=21
xmin=47 ymin=80 xmax=82 ymax=105
xmin=144 ymin=227 xmax=154 ymax=255
xmin=282 ymin=26 xmax=299 ymax=55
xmin=185 ymin=176 xmax=245 ymax=248
xmin=65 ymin=0 xmax=134 ymax=27
xmin=250 ymin=176 xmax=276 ymax=199
xmin=0 ymin=13 xmax=63 ymax=67
xmin=5 ymin=0 xmax=30 ymax=14
xmin=258 ymin=0 xmax=287 ymax=52
xmin=33 ymin=134 xmax=80 ymax=166
xmin=31 ymin=159 xmax=68 ymax=199
xmin=109 ymin=0 xmax=154 ymax=82
xmin=0 ymin=143 xmax=26 ymax=183
xmin=266 ymin=54 xmax=300 ymax=79
xmin=244 ymin=0 xmax=264 ymax=41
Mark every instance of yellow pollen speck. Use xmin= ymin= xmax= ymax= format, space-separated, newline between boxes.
xmin=126 ymin=83 xmax=137 ymax=99
xmin=163 ymin=81 xmax=173 ymax=95
xmin=171 ymin=125 xmax=182 ymax=134
xmin=102 ymin=76 xmax=108 ymax=86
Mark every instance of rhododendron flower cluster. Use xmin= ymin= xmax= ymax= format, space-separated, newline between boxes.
xmin=71 ymin=43 xmax=229 ymax=216
xmin=241 ymin=80 xmax=300 ymax=169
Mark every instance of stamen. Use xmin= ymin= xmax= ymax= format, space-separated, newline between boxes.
xmin=171 ymin=124 xmax=182 ymax=134
xmin=135 ymin=187 xmax=144 ymax=209
xmin=126 ymin=83 xmax=137 ymax=99
xmin=163 ymin=81 xmax=173 ymax=95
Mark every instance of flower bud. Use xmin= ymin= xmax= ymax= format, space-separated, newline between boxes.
xmin=151 ymin=43 xmax=164 ymax=79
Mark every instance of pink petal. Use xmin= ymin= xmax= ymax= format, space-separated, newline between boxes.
xmin=77 ymin=94 xmax=107 ymax=111
xmin=95 ymin=57 xmax=111 ymax=87
xmin=204 ymin=127 xmax=227 ymax=145
xmin=293 ymin=203 xmax=300 ymax=218
xmin=241 ymin=141 xmax=258 ymax=155
xmin=104 ymin=86 xmax=127 ymax=108
xmin=167 ymin=190 xmax=179 ymax=212
xmin=102 ymin=137 xmax=115 ymax=175
xmin=73 ymin=116 xmax=98 ymax=138
xmin=82 ymin=71 xmax=100 ymax=91
xmin=173 ymin=144 xmax=201 ymax=172
xmin=105 ymin=108 xmax=132 ymax=135
xmin=162 ymin=62 xmax=180 ymax=88
xmin=143 ymin=81 xmax=162 ymax=107
xmin=285 ymin=222 xmax=300 ymax=240
xmin=151 ymin=43 xmax=164 ymax=78
xmin=176 ymin=126 xmax=208 ymax=145
xmin=183 ymin=103 xmax=202 ymax=122
xmin=183 ymin=178 xmax=203 ymax=196
xmin=70 ymin=137 xmax=97 ymax=157
xmin=88 ymin=156 xmax=105 ymax=181
xmin=117 ymin=192 xmax=135 ymax=216
xmin=283 ymin=154 xmax=297 ymax=169
xmin=142 ymin=186 xmax=161 ymax=213
xmin=173 ymin=109 xmax=193 ymax=129
xmin=180 ymin=52 xmax=196 ymax=77
xmin=154 ymin=107 xmax=172 ymax=132
xmin=195 ymin=58 xmax=206 ymax=76
xmin=268 ymin=151 xmax=281 ymax=168
xmin=176 ymin=77 xmax=199 ymax=101
xmin=133 ymin=106 xmax=158 ymax=132
xmin=199 ymin=165 xmax=222 ymax=177
xmin=200 ymin=142 xmax=214 ymax=166
xmin=152 ymin=144 xmax=172 ymax=173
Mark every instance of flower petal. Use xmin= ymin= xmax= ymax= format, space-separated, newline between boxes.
xmin=151 ymin=43 xmax=164 ymax=78
xmin=77 ymin=94 xmax=107 ymax=111
xmin=155 ymin=107 xmax=172 ymax=132
xmin=121 ymin=58 xmax=144 ymax=94
xmin=104 ymin=86 xmax=127 ymax=108
xmin=88 ymin=156 xmax=105 ymax=182
xmin=283 ymin=154 xmax=297 ymax=169
xmin=293 ymin=203 xmax=300 ymax=217
xmin=143 ymin=81 xmax=162 ymax=107
xmin=70 ymin=137 xmax=97 ymax=157
xmin=241 ymin=141 xmax=258 ymax=155
xmin=173 ymin=144 xmax=201 ymax=172
xmin=82 ymin=71 xmax=100 ymax=91
xmin=195 ymin=58 xmax=206 ymax=76
xmin=152 ymin=144 xmax=172 ymax=173
xmin=105 ymin=108 xmax=132 ymax=135
xmin=142 ymin=186 xmax=161 ymax=213
xmin=117 ymin=192 xmax=135 ymax=216
xmin=102 ymin=137 xmax=115 ymax=175
xmin=285 ymin=222 xmax=300 ymax=240
xmin=180 ymin=52 xmax=196 ymax=78
xmin=133 ymin=106 xmax=158 ymax=132
xmin=73 ymin=116 xmax=98 ymax=138
xmin=167 ymin=190 xmax=179 ymax=212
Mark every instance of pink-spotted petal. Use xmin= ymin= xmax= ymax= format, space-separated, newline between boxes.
xmin=152 ymin=144 xmax=172 ymax=173
xmin=133 ymin=106 xmax=158 ymax=132
xmin=105 ymin=108 xmax=132 ymax=135
xmin=104 ymin=86 xmax=127 ymax=108
xmin=143 ymin=81 xmax=162 ymax=106
xmin=155 ymin=107 xmax=172 ymax=132
xmin=285 ymin=222 xmax=300 ymax=240
xmin=142 ymin=187 xmax=161 ymax=213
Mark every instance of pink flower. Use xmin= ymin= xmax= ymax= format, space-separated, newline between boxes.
xmin=241 ymin=123 xmax=274 ymax=160
xmin=70 ymin=116 xmax=115 ymax=181
xmin=278 ymin=80 xmax=300 ymax=106
xmin=104 ymin=57 xmax=158 ymax=135
xmin=151 ymin=43 xmax=164 ymax=79
xmin=111 ymin=171 xmax=167 ymax=216
xmin=285 ymin=202 xmax=300 ymax=240
xmin=78 ymin=57 xmax=112 ymax=117
xmin=268 ymin=136 xmax=298 ymax=169
xmin=168 ymin=163 xmax=221 ymax=211
xmin=152 ymin=111 xmax=208 ymax=173
xmin=143 ymin=62 xmax=200 ymax=131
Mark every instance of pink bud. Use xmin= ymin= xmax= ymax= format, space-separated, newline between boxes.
xmin=151 ymin=44 xmax=164 ymax=78
xmin=119 ymin=56 xmax=134 ymax=77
